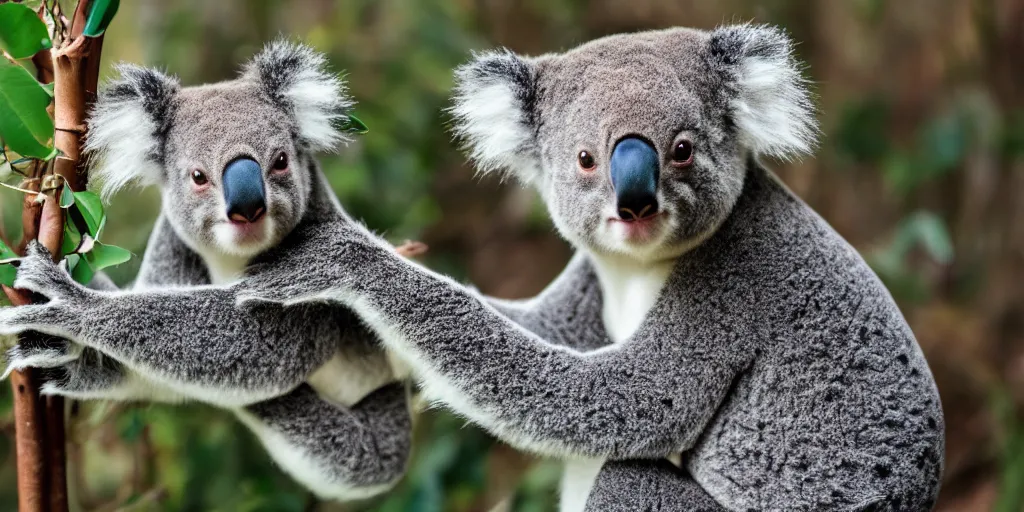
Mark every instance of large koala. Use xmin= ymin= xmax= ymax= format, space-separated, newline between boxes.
xmin=216 ymin=25 xmax=939 ymax=510
xmin=0 ymin=42 xmax=410 ymax=501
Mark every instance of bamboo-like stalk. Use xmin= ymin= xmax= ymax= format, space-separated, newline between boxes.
xmin=3 ymin=1 xmax=106 ymax=509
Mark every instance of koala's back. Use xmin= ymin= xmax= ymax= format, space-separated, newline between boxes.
xmin=683 ymin=165 xmax=943 ymax=511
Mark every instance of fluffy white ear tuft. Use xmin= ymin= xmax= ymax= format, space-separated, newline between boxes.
xmin=243 ymin=40 xmax=354 ymax=152
xmin=450 ymin=49 xmax=540 ymax=183
xmin=710 ymin=24 xmax=818 ymax=160
xmin=85 ymin=64 xmax=179 ymax=201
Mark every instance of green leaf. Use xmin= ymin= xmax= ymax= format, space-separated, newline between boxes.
xmin=83 ymin=241 xmax=131 ymax=271
xmin=82 ymin=0 xmax=120 ymax=38
xmin=59 ymin=184 xmax=75 ymax=208
xmin=0 ymin=3 xmax=52 ymax=59
xmin=72 ymin=190 xmax=104 ymax=237
xmin=61 ymin=218 xmax=80 ymax=256
xmin=346 ymin=113 xmax=369 ymax=134
xmin=0 ymin=59 xmax=55 ymax=159
xmin=67 ymin=253 xmax=95 ymax=285
xmin=0 ymin=236 xmax=15 ymax=287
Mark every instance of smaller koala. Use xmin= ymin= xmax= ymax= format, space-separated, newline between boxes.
xmin=1 ymin=42 xmax=410 ymax=501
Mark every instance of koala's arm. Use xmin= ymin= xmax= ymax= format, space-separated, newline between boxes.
xmin=236 ymin=383 xmax=412 ymax=500
xmin=0 ymin=242 xmax=338 ymax=407
xmin=484 ymin=253 xmax=611 ymax=352
xmin=241 ymin=224 xmax=747 ymax=460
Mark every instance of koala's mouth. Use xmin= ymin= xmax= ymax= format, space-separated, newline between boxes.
xmin=213 ymin=216 xmax=274 ymax=254
xmin=607 ymin=212 xmax=665 ymax=244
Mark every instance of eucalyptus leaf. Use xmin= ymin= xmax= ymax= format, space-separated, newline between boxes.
xmin=61 ymin=219 xmax=80 ymax=256
xmin=83 ymin=241 xmax=131 ymax=271
xmin=59 ymin=184 xmax=75 ymax=208
xmin=0 ymin=237 xmax=15 ymax=287
xmin=83 ymin=0 xmax=120 ymax=38
xmin=345 ymin=113 xmax=369 ymax=134
xmin=0 ymin=3 xmax=52 ymax=59
xmin=68 ymin=253 xmax=95 ymax=285
xmin=73 ymin=190 xmax=105 ymax=237
xmin=0 ymin=59 xmax=55 ymax=159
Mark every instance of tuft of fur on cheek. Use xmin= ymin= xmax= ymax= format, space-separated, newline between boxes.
xmin=85 ymin=98 xmax=166 ymax=200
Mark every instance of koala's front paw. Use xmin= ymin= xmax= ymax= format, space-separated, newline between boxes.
xmin=36 ymin=348 xmax=128 ymax=400
xmin=12 ymin=241 xmax=85 ymax=302
xmin=0 ymin=299 xmax=82 ymax=340
xmin=2 ymin=332 xmax=82 ymax=379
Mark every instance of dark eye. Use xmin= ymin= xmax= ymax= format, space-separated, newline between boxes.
xmin=578 ymin=150 xmax=596 ymax=171
xmin=272 ymin=152 xmax=288 ymax=171
xmin=191 ymin=169 xmax=208 ymax=186
xmin=671 ymin=140 xmax=694 ymax=166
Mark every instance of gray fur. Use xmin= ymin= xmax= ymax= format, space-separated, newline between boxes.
xmin=586 ymin=460 xmax=726 ymax=511
xmin=222 ymin=25 xmax=940 ymax=510
xmin=0 ymin=42 xmax=410 ymax=500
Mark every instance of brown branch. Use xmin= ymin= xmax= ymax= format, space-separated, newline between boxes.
xmin=5 ymin=2 xmax=108 ymax=510
xmin=4 ymin=175 xmax=47 ymax=511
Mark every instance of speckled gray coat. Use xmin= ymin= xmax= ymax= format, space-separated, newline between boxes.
xmin=0 ymin=41 xmax=411 ymax=501
xmin=231 ymin=25 xmax=941 ymax=510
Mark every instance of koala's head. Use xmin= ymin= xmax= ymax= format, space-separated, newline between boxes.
xmin=452 ymin=24 xmax=817 ymax=262
xmin=85 ymin=41 xmax=352 ymax=259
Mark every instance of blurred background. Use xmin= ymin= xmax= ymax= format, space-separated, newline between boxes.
xmin=0 ymin=0 xmax=1022 ymax=510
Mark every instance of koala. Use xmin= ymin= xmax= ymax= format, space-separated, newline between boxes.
xmin=128 ymin=25 xmax=940 ymax=511
xmin=0 ymin=42 xmax=411 ymax=501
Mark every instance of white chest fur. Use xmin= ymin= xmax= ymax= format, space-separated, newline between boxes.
xmin=589 ymin=253 xmax=674 ymax=343
xmin=560 ymin=457 xmax=605 ymax=512
xmin=558 ymin=254 xmax=675 ymax=509
xmin=198 ymin=249 xmax=251 ymax=285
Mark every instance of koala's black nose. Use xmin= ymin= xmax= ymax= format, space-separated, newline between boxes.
xmin=610 ymin=137 xmax=659 ymax=221
xmin=223 ymin=158 xmax=266 ymax=223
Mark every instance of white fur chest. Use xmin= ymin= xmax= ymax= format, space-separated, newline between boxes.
xmin=590 ymin=253 xmax=674 ymax=343
xmin=198 ymin=250 xmax=251 ymax=285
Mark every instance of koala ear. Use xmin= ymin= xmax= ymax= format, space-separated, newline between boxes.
xmin=709 ymin=24 xmax=818 ymax=160
xmin=85 ymin=64 xmax=179 ymax=200
xmin=450 ymin=49 xmax=540 ymax=183
xmin=242 ymin=40 xmax=354 ymax=152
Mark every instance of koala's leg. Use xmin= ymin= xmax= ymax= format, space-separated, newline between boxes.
xmin=583 ymin=460 xmax=725 ymax=512
xmin=235 ymin=383 xmax=412 ymax=501
xmin=0 ymin=242 xmax=339 ymax=407
xmin=240 ymin=225 xmax=744 ymax=460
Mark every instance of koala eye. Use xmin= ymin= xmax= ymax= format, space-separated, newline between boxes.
xmin=272 ymin=152 xmax=289 ymax=172
xmin=191 ymin=169 xmax=209 ymax=186
xmin=671 ymin=140 xmax=694 ymax=167
xmin=577 ymin=150 xmax=596 ymax=171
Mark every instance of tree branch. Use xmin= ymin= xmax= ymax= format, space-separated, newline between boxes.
xmin=4 ymin=1 xmax=107 ymax=510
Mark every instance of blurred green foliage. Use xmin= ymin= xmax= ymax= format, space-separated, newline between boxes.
xmin=1 ymin=0 xmax=1023 ymax=510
